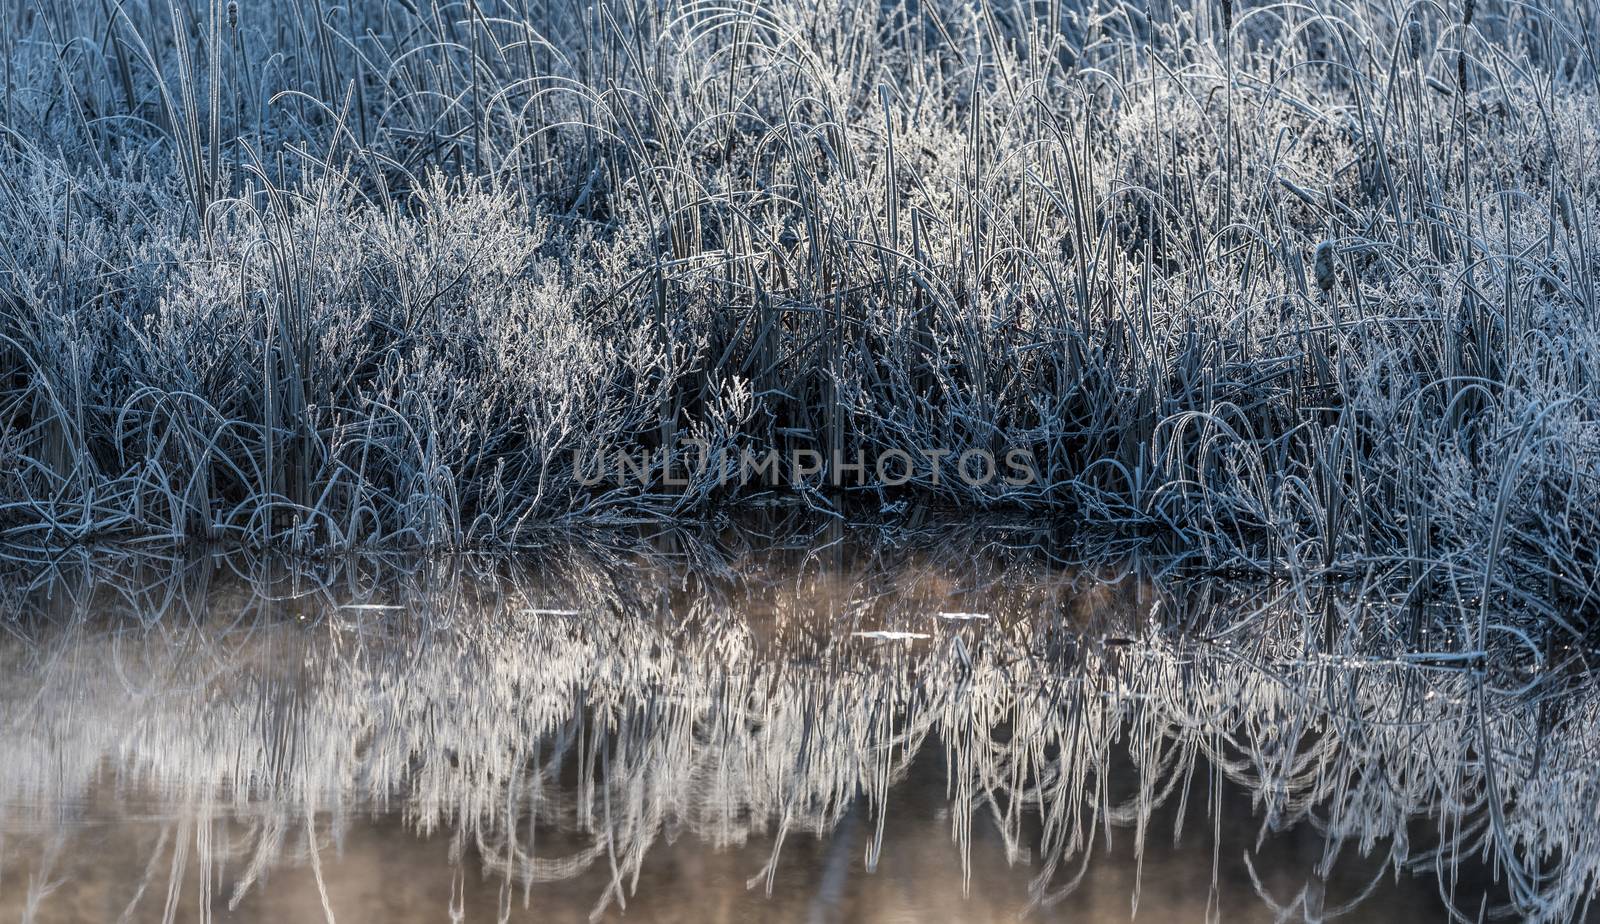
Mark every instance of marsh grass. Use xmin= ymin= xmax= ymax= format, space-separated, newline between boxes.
xmin=0 ymin=0 xmax=1597 ymax=631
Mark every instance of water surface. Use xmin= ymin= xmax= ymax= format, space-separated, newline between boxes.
xmin=0 ymin=530 xmax=1589 ymax=922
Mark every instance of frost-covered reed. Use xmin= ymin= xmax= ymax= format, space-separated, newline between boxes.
xmin=0 ymin=0 xmax=1596 ymax=619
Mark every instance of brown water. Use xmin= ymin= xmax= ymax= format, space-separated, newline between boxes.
xmin=0 ymin=531 xmax=1589 ymax=922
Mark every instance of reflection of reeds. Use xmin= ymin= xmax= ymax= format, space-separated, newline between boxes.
xmin=0 ymin=539 xmax=1589 ymax=921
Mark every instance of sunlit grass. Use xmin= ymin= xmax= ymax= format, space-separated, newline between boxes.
xmin=0 ymin=0 xmax=1596 ymax=622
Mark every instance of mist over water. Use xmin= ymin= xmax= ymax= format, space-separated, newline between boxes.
xmin=0 ymin=528 xmax=1588 ymax=922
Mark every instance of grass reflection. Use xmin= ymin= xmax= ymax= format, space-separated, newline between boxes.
xmin=0 ymin=530 xmax=1587 ymax=922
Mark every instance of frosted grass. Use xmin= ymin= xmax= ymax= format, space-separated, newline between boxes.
xmin=0 ymin=0 xmax=1596 ymax=624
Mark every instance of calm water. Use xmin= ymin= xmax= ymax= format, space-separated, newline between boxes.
xmin=0 ymin=529 xmax=1590 ymax=922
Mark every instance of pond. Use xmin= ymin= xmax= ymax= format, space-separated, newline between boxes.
xmin=0 ymin=526 xmax=1591 ymax=922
